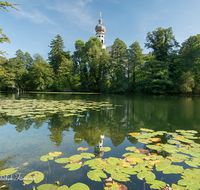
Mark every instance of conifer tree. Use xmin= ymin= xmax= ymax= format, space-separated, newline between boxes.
xmin=48 ymin=34 xmax=70 ymax=74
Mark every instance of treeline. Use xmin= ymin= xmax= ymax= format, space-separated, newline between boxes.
xmin=0 ymin=27 xmax=200 ymax=94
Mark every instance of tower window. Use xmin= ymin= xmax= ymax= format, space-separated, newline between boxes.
xmin=101 ymin=40 xmax=103 ymax=43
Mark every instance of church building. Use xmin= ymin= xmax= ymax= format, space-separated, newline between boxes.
xmin=95 ymin=13 xmax=106 ymax=49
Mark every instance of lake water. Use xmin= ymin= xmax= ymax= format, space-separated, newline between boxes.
xmin=0 ymin=92 xmax=200 ymax=190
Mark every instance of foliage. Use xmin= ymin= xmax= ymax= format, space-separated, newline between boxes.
xmin=145 ymin=27 xmax=179 ymax=61
xmin=48 ymin=34 xmax=70 ymax=74
xmin=136 ymin=60 xmax=173 ymax=94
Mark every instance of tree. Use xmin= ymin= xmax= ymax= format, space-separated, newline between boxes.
xmin=180 ymin=34 xmax=200 ymax=93
xmin=145 ymin=27 xmax=179 ymax=61
xmin=127 ymin=41 xmax=144 ymax=91
xmin=0 ymin=1 xmax=19 ymax=52
xmin=136 ymin=60 xmax=173 ymax=94
xmin=108 ymin=38 xmax=128 ymax=93
xmin=28 ymin=54 xmax=54 ymax=90
xmin=57 ymin=56 xmax=73 ymax=91
xmin=48 ymin=34 xmax=70 ymax=74
xmin=85 ymin=36 xmax=102 ymax=91
xmin=72 ymin=39 xmax=86 ymax=75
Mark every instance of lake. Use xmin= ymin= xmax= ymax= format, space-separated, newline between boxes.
xmin=0 ymin=92 xmax=200 ymax=190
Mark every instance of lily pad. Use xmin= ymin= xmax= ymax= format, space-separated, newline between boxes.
xmin=111 ymin=172 xmax=130 ymax=182
xmin=80 ymin=153 xmax=95 ymax=159
xmin=23 ymin=171 xmax=44 ymax=185
xmin=87 ymin=169 xmax=107 ymax=182
xmin=146 ymin=180 xmax=166 ymax=189
xmin=171 ymin=184 xmax=187 ymax=190
xmin=77 ymin=147 xmax=89 ymax=151
xmin=99 ymin=147 xmax=111 ymax=152
xmin=58 ymin=185 xmax=69 ymax=190
xmin=69 ymin=183 xmax=90 ymax=190
xmin=137 ymin=170 xmax=156 ymax=181
xmin=37 ymin=184 xmax=59 ymax=190
xmin=64 ymin=163 xmax=82 ymax=171
xmin=69 ymin=155 xmax=82 ymax=162
xmin=104 ymin=181 xmax=127 ymax=190
xmin=0 ymin=168 xmax=18 ymax=176
xmin=178 ymin=178 xmax=200 ymax=190
xmin=49 ymin=151 xmax=63 ymax=157
xmin=55 ymin=158 xmax=70 ymax=163
xmin=40 ymin=155 xmax=54 ymax=162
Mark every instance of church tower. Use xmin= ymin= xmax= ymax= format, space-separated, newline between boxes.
xmin=95 ymin=12 xmax=106 ymax=49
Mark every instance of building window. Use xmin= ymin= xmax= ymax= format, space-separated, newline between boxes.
xmin=101 ymin=40 xmax=103 ymax=43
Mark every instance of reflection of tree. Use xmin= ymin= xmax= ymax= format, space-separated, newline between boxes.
xmin=0 ymin=155 xmax=15 ymax=190
xmin=0 ymin=115 xmax=8 ymax=126
xmin=47 ymin=114 xmax=72 ymax=147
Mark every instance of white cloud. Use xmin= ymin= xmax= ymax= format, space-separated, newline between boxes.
xmin=46 ymin=0 xmax=95 ymax=33
xmin=11 ymin=8 xmax=56 ymax=25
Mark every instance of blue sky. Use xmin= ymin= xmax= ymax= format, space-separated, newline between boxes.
xmin=1 ymin=0 xmax=200 ymax=60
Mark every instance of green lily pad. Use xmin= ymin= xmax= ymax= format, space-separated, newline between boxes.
xmin=155 ymin=159 xmax=172 ymax=171
xmin=100 ymin=147 xmax=111 ymax=152
xmin=87 ymin=169 xmax=107 ymax=182
xmin=185 ymin=160 xmax=199 ymax=168
xmin=111 ymin=172 xmax=130 ymax=182
xmin=171 ymin=184 xmax=187 ymax=190
xmin=125 ymin=146 xmax=137 ymax=151
xmin=138 ymin=138 xmax=152 ymax=144
xmin=55 ymin=158 xmax=70 ymax=163
xmin=137 ymin=170 xmax=156 ymax=181
xmin=147 ymin=180 xmax=166 ymax=189
xmin=49 ymin=151 xmax=63 ymax=157
xmin=146 ymin=145 xmax=163 ymax=151
xmin=23 ymin=171 xmax=44 ymax=185
xmin=0 ymin=168 xmax=18 ymax=176
xmin=69 ymin=183 xmax=90 ymax=190
xmin=64 ymin=163 xmax=82 ymax=171
xmin=107 ymin=157 xmax=123 ymax=166
xmin=178 ymin=178 xmax=200 ymax=190
xmin=84 ymin=159 xmax=102 ymax=167
xmin=77 ymin=147 xmax=89 ymax=151
xmin=58 ymin=185 xmax=69 ymax=190
xmin=40 ymin=155 xmax=54 ymax=162
xmin=80 ymin=153 xmax=95 ymax=159
xmin=37 ymin=184 xmax=59 ymax=190
xmin=140 ymin=128 xmax=154 ymax=132
xmin=69 ymin=155 xmax=82 ymax=162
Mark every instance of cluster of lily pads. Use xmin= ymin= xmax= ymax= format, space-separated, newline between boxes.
xmin=0 ymin=99 xmax=115 ymax=119
xmin=1 ymin=128 xmax=200 ymax=189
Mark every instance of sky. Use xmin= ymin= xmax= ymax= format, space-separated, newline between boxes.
xmin=1 ymin=0 xmax=200 ymax=61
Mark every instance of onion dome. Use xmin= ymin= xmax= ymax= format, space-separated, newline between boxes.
xmin=95 ymin=13 xmax=106 ymax=33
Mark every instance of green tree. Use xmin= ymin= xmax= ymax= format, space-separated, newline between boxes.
xmin=108 ymin=38 xmax=128 ymax=93
xmin=136 ymin=60 xmax=173 ymax=94
xmin=127 ymin=41 xmax=144 ymax=91
xmin=180 ymin=34 xmax=200 ymax=93
xmin=48 ymin=34 xmax=70 ymax=74
xmin=85 ymin=36 xmax=102 ymax=91
xmin=57 ymin=56 xmax=73 ymax=91
xmin=0 ymin=1 xmax=19 ymax=54
xmin=145 ymin=27 xmax=179 ymax=61
xmin=180 ymin=72 xmax=194 ymax=94
xmin=28 ymin=54 xmax=54 ymax=90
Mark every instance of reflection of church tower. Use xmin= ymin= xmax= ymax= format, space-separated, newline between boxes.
xmin=95 ymin=12 xmax=106 ymax=49
xmin=94 ymin=135 xmax=105 ymax=157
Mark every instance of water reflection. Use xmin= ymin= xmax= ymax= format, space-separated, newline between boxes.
xmin=94 ymin=135 xmax=105 ymax=157
xmin=0 ymin=156 xmax=15 ymax=190
xmin=1 ymin=94 xmax=200 ymax=149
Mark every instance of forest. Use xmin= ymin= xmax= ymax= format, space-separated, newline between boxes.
xmin=1 ymin=3 xmax=200 ymax=94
